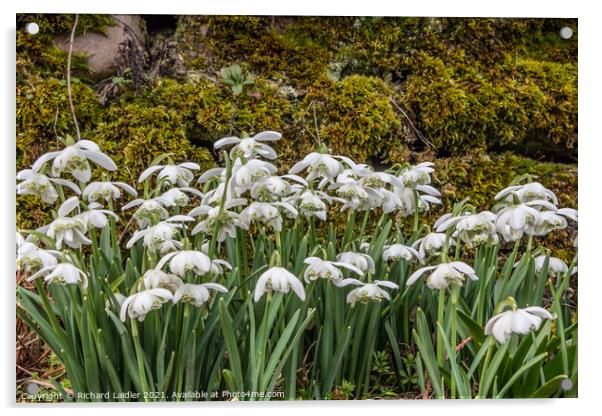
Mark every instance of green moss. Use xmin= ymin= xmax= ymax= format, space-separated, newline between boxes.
xmin=16 ymin=76 xmax=102 ymax=169
xmin=93 ymin=100 xmax=215 ymax=184
xmin=297 ymin=75 xmax=405 ymax=163
xmin=401 ymin=52 xmax=577 ymax=159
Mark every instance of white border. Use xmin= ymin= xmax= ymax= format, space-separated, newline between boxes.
xmin=3 ymin=1 xmax=601 ymax=415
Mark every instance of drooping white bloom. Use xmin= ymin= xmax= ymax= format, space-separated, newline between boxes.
xmin=254 ymin=267 xmax=305 ymax=302
xmin=287 ymin=190 xmax=341 ymax=221
xmin=336 ymin=252 xmax=375 ymax=275
xmin=337 ymin=278 xmax=399 ymax=304
xmin=250 ymin=174 xmax=306 ymax=201
xmin=412 ymin=233 xmax=454 ymax=259
xmin=398 ymin=162 xmax=435 ymax=188
xmin=557 ymin=208 xmax=578 ymax=222
xmin=17 ymin=169 xmax=80 ymax=203
xmin=119 ymin=289 xmax=173 ymax=321
xmin=16 ymin=241 xmax=59 ymax=273
xmin=32 ymin=140 xmax=117 ymax=182
xmin=27 ymin=263 xmax=88 ymax=289
xmin=173 ymin=283 xmax=228 ymax=306
xmin=190 ymin=201 xmax=244 ymax=242
xmin=159 ymin=187 xmax=203 ymax=208
xmin=495 ymin=182 xmax=558 ymax=205
xmin=484 ymin=306 xmax=554 ymax=343
xmin=138 ymin=162 xmax=200 ymax=187
xmin=75 ymin=202 xmax=119 ymax=229
xmin=83 ymin=181 xmax=137 ymax=202
xmin=533 ymin=255 xmax=571 ymax=277
xmin=122 ymin=198 xmax=170 ymax=228
xmin=332 ymin=181 xmax=382 ymax=212
xmin=142 ymin=269 xmax=183 ymax=292
xmin=239 ymin=201 xmax=298 ymax=232
xmin=156 ymin=250 xmax=214 ymax=277
xmin=530 ymin=210 xmax=568 ymax=236
xmin=393 ymin=185 xmax=441 ymax=217
xmin=303 ymin=257 xmax=363 ymax=284
xmin=214 ymin=131 xmax=282 ymax=160
xmin=407 ymin=262 xmax=478 ymax=289
xmin=495 ymin=200 xmax=556 ymax=241
xmin=290 ymin=152 xmax=354 ymax=188
xmin=231 ymin=159 xmax=278 ymax=196
xmin=40 ymin=197 xmax=91 ymax=249
xmin=126 ymin=216 xmax=193 ymax=254
xmin=436 ymin=211 xmax=498 ymax=246
xmin=382 ymin=244 xmax=423 ymax=263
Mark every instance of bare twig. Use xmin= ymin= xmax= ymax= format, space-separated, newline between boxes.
xmin=66 ymin=14 xmax=81 ymax=141
xmin=312 ymin=101 xmax=321 ymax=146
xmin=389 ymin=97 xmax=434 ymax=148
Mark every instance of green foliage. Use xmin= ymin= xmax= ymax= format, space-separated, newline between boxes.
xmin=93 ymin=100 xmax=215 ymax=184
xmin=300 ymin=75 xmax=405 ymax=163
xmin=402 ymin=53 xmax=577 ymax=158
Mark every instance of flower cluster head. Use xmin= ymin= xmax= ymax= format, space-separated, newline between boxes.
xmin=214 ymin=130 xmax=282 ymax=160
xmin=382 ymin=244 xmax=423 ymax=263
xmin=412 ymin=232 xmax=454 ymax=259
xmin=27 ymin=263 xmax=88 ymax=289
xmin=16 ymin=235 xmax=59 ymax=273
xmin=83 ymin=181 xmax=137 ymax=203
xmin=337 ymin=278 xmax=399 ymax=304
xmin=484 ymin=299 xmax=554 ymax=343
xmin=120 ymin=289 xmax=173 ymax=321
xmin=139 ymin=162 xmax=200 ymax=188
xmin=254 ymin=267 xmax=306 ymax=302
xmin=435 ymin=211 xmax=498 ymax=247
xmin=303 ymin=256 xmax=363 ymax=284
xmin=407 ymin=261 xmax=478 ymax=289
xmin=17 ymin=169 xmax=80 ymax=203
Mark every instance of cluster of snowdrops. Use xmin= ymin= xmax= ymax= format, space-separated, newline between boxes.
xmin=16 ymin=131 xmax=578 ymax=400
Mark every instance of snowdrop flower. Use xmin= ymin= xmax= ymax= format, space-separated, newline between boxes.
xmin=398 ymin=162 xmax=434 ymax=188
xmin=360 ymin=171 xmax=402 ymax=189
xmin=159 ymin=187 xmax=203 ymax=208
xmin=436 ymin=211 xmax=498 ymax=246
xmin=558 ymin=208 xmax=578 ymax=222
xmin=412 ymin=232 xmax=454 ymax=259
xmin=122 ymin=198 xmax=170 ymax=228
xmin=407 ymin=262 xmax=478 ymax=289
xmin=156 ymin=250 xmax=214 ymax=277
xmin=332 ymin=182 xmax=382 ymax=211
xmin=254 ymin=267 xmax=305 ymax=302
xmin=142 ymin=269 xmax=183 ymax=292
xmin=41 ymin=197 xmax=91 ymax=249
xmin=394 ymin=186 xmax=441 ymax=217
xmin=173 ymin=283 xmax=228 ymax=307
xmin=231 ymin=159 xmax=277 ymax=196
xmin=214 ymin=131 xmax=282 ymax=160
xmin=484 ymin=305 xmax=554 ymax=343
xmin=83 ymin=181 xmax=137 ymax=203
xmin=530 ymin=210 xmax=569 ymax=236
xmin=495 ymin=182 xmax=558 ymax=205
xmin=495 ymin=200 xmax=555 ymax=241
xmin=75 ymin=202 xmax=119 ymax=229
xmin=16 ymin=241 xmax=59 ymax=273
xmin=290 ymin=152 xmax=354 ymax=188
xmin=336 ymin=252 xmax=375 ymax=275
xmin=27 ymin=263 xmax=88 ymax=289
xmin=32 ymin=140 xmax=117 ymax=182
xmin=533 ymin=255 xmax=571 ymax=278
xmin=138 ymin=162 xmax=200 ymax=187
xmin=382 ymin=244 xmax=423 ymax=263
xmin=17 ymin=169 xmax=80 ymax=203
xmin=250 ymin=174 xmax=306 ymax=201
xmin=337 ymin=278 xmax=399 ymax=304
xmin=190 ymin=200 xmax=245 ymax=242
xmin=119 ymin=289 xmax=173 ymax=321
xmin=303 ymin=257 xmax=363 ymax=284
xmin=288 ymin=190 xmax=340 ymax=221
xmin=126 ymin=216 xmax=193 ymax=254
xmin=239 ymin=201 xmax=298 ymax=232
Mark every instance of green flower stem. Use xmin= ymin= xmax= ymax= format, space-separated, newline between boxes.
xmin=436 ymin=287 xmax=445 ymax=369
xmin=130 ymin=319 xmax=150 ymax=401
xmin=450 ymin=284 xmax=459 ymax=399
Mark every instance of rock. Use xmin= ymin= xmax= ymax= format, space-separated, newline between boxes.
xmin=54 ymin=15 xmax=146 ymax=80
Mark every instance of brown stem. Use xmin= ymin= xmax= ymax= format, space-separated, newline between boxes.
xmin=67 ymin=14 xmax=81 ymax=141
